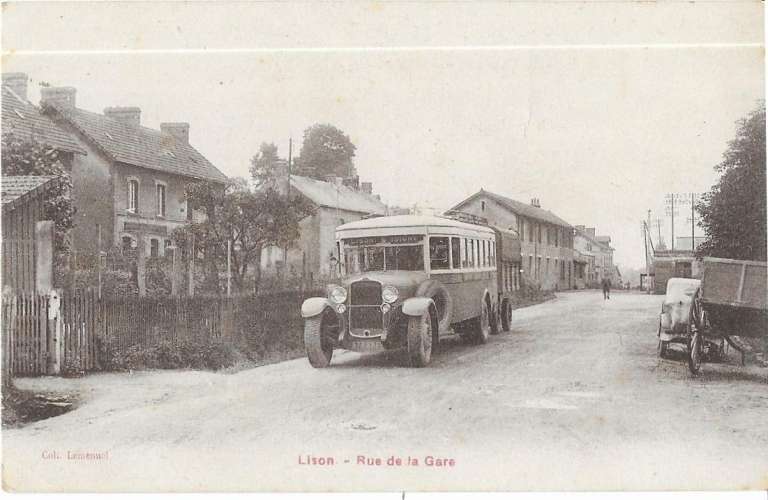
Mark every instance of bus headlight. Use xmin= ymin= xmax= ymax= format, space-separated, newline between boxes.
xmin=329 ymin=286 xmax=347 ymax=304
xmin=382 ymin=285 xmax=399 ymax=304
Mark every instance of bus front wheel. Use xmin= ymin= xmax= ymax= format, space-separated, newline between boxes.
xmin=407 ymin=311 xmax=433 ymax=367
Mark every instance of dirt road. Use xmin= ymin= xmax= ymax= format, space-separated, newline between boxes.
xmin=4 ymin=291 xmax=767 ymax=491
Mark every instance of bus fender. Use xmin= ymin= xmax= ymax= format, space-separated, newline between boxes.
xmin=301 ymin=297 xmax=332 ymax=319
xmin=402 ymin=297 xmax=435 ymax=318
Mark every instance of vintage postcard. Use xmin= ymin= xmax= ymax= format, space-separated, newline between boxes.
xmin=1 ymin=0 xmax=765 ymax=493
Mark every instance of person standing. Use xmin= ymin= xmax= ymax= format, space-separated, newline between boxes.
xmin=601 ymin=277 xmax=611 ymax=300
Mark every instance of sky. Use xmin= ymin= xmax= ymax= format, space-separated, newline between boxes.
xmin=2 ymin=1 xmax=764 ymax=269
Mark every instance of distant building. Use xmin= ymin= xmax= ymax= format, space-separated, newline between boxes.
xmin=674 ymin=236 xmax=706 ymax=252
xmin=38 ymin=82 xmax=226 ymax=257
xmin=449 ymin=190 xmax=574 ymax=290
xmin=263 ymin=173 xmax=388 ymax=282
xmin=651 ymin=248 xmax=702 ymax=294
xmin=573 ymin=225 xmax=615 ymax=286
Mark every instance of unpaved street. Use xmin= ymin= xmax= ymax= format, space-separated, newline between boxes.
xmin=4 ymin=291 xmax=767 ymax=491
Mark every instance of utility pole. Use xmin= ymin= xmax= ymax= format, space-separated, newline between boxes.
xmin=670 ymin=195 xmax=675 ymax=251
xmin=691 ymin=192 xmax=695 ymax=251
xmin=227 ymin=239 xmax=231 ymax=297
xmin=187 ymin=233 xmax=195 ymax=297
xmin=97 ymin=223 xmax=102 ymax=299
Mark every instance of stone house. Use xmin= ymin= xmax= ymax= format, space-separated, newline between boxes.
xmin=37 ymin=83 xmax=227 ymax=257
xmin=262 ymin=174 xmax=387 ymax=283
xmin=450 ymin=189 xmax=574 ymax=290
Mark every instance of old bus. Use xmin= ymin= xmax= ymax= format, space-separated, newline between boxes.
xmin=300 ymin=214 xmax=518 ymax=367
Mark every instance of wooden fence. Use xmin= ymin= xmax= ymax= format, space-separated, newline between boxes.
xmin=2 ymin=289 xmax=319 ymax=380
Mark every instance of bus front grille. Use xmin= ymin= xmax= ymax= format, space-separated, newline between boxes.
xmin=349 ymin=280 xmax=383 ymax=331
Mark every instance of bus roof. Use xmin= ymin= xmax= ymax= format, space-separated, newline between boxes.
xmin=336 ymin=214 xmax=496 ymax=235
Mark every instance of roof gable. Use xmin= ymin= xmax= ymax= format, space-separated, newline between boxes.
xmin=290 ymin=175 xmax=387 ymax=215
xmin=1 ymin=87 xmax=85 ymax=154
xmin=452 ymin=189 xmax=572 ymax=228
xmin=45 ymin=103 xmax=227 ymax=184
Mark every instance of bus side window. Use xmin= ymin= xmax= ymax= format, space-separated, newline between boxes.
xmin=451 ymin=237 xmax=461 ymax=269
xmin=473 ymin=240 xmax=478 ymax=268
xmin=429 ymin=236 xmax=450 ymax=270
xmin=462 ymin=238 xmax=468 ymax=268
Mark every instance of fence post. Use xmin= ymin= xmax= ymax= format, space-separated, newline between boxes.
xmin=46 ymin=289 xmax=62 ymax=375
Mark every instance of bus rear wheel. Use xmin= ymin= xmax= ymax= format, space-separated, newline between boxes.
xmin=500 ymin=300 xmax=513 ymax=333
xmin=470 ymin=300 xmax=491 ymax=344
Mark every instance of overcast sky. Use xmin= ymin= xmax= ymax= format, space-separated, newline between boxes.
xmin=3 ymin=1 xmax=764 ymax=269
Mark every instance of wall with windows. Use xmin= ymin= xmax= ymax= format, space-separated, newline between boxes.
xmin=262 ymin=205 xmax=374 ymax=282
xmin=59 ymin=127 xmax=114 ymax=255
xmin=111 ymin=163 xmax=199 ymax=256
xmin=455 ymin=194 xmax=574 ymax=291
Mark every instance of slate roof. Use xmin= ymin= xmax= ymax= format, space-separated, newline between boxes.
xmin=1 ymin=175 xmax=59 ymax=211
xmin=45 ymin=103 xmax=227 ymax=183
xmin=451 ymin=189 xmax=572 ymax=228
xmin=290 ymin=175 xmax=387 ymax=215
xmin=1 ymin=87 xmax=85 ymax=154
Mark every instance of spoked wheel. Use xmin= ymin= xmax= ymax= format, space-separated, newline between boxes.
xmin=407 ymin=311 xmax=433 ymax=367
xmin=687 ymin=295 xmax=704 ymax=375
xmin=657 ymin=319 xmax=669 ymax=358
xmin=304 ymin=309 xmax=339 ymax=368
xmin=688 ymin=331 xmax=703 ymax=375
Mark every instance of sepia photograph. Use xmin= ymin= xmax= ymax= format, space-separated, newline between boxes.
xmin=0 ymin=0 xmax=765 ymax=493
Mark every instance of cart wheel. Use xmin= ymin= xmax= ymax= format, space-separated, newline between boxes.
xmin=658 ymin=339 xmax=669 ymax=358
xmin=688 ymin=331 xmax=702 ymax=375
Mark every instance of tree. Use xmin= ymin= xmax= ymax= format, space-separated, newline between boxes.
xmin=249 ymin=142 xmax=284 ymax=188
xmin=295 ymin=123 xmax=357 ymax=180
xmin=1 ymin=131 xmax=76 ymax=255
xmin=172 ymin=178 xmax=315 ymax=295
xmin=696 ymin=103 xmax=766 ymax=261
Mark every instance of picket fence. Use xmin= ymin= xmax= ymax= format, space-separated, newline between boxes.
xmin=2 ymin=292 xmax=237 ymax=379
xmin=2 ymin=289 xmax=321 ymax=382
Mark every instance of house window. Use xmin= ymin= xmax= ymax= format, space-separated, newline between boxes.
xmin=127 ymin=179 xmax=139 ymax=213
xmin=150 ymin=238 xmax=159 ymax=257
xmin=481 ymin=201 xmax=486 ymax=211
xmin=156 ymin=183 xmax=166 ymax=217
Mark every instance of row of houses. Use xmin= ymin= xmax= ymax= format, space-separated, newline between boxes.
xmin=2 ymin=71 xmax=618 ymax=294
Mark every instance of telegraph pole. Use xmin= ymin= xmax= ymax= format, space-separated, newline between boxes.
xmin=670 ymin=195 xmax=675 ymax=251
xmin=691 ymin=192 xmax=695 ymax=251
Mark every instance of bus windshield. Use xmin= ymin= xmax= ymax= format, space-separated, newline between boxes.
xmin=343 ymin=244 xmax=424 ymax=273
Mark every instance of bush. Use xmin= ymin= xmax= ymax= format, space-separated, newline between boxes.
xmin=97 ymin=337 xmax=240 ymax=372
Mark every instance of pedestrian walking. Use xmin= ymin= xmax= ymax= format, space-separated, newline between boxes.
xmin=601 ymin=277 xmax=611 ymax=300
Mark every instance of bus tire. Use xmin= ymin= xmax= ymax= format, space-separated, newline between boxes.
xmin=471 ymin=299 xmax=491 ymax=344
xmin=415 ymin=280 xmax=453 ymax=334
xmin=500 ymin=300 xmax=513 ymax=332
xmin=407 ymin=311 xmax=433 ymax=367
xmin=304 ymin=312 xmax=335 ymax=368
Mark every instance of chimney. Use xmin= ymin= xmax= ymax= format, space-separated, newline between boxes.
xmin=586 ymin=227 xmax=596 ymax=238
xmin=40 ymin=86 xmax=76 ymax=109
xmin=2 ymin=73 xmax=28 ymax=100
xmin=361 ymin=182 xmax=373 ymax=194
xmin=530 ymin=198 xmax=540 ymax=208
xmin=104 ymin=106 xmax=141 ymax=126
xmin=160 ymin=122 xmax=189 ymax=144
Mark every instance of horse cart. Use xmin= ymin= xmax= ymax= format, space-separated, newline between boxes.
xmin=687 ymin=257 xmax=768 ymax=375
